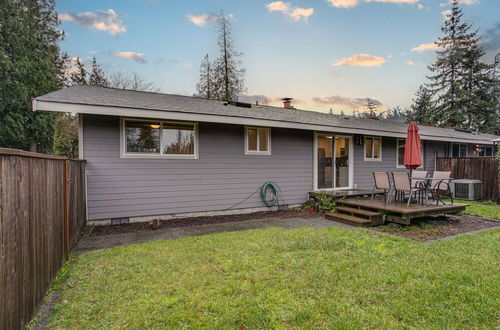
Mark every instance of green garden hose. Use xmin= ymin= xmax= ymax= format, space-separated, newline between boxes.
xmin=260 ymin=182 xmax=278 ymax=207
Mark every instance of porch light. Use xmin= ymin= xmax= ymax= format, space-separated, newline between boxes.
xmin=150 ymin=124 xmax=160 ymax=129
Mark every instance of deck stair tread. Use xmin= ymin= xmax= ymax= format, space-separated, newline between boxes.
xmin=325 ymin=212 xmax=372 ymax=226
xmin=336 ymin=206 xmax=380 ymax=217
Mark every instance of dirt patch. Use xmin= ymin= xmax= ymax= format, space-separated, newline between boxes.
xmin=372 ymin=215 xmax=500 ymax=241
xmin=89 ymin=208 xmax=318 ymax=236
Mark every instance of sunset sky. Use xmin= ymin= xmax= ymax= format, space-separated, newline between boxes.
xmin=56 ymin=0 xmax=499 ymax=114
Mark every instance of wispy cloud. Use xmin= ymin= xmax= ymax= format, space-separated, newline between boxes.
xmin=483 ymin=23 xmax=500 ymax=52
xmin=185 ymin=13 xmax=220 ymax=26
xmin=332 ymin=54 xmax=386 ymax=67
xmin=313 ymin=95 xmax=382 ymax=108
xmin=266 ymin=1 xmax=314 ymax=22
xmin=411 ymin=42 xmax=439 ymax=53
xmin=111 ymin=51 xmax=146 ymax=63
xmin=327 ymin=0 xmax=418 ymax=9
xmin=59 ymin=9 xmax=126 ymax=35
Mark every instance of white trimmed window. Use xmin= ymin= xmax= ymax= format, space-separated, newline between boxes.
xmin=451 ymin=143 xmax=467 ymax=158
xmin=478 ymin=145 xmax=494 ymax=157
xmin=397 ymin=139 xmax=424 ymax=168
xmin=121 ymin=118 xmax=198 ymax=159
xmin=364 ymin=136 xmax=382 ymax=161
xmin=245 ymin=126 xmax=271 ymax=155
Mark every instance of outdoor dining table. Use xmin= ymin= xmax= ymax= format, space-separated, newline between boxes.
xmin=410 ymin=176 xmax=454 ymax=206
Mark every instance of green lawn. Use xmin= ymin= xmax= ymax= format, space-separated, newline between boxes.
xmin=48 ymin=227 xmax=500 ymax=329
xmin=450 ymin=199 xmax=500 ymax=220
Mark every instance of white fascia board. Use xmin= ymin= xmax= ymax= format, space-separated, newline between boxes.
xmin=34 ymin=100 xmax=496 ymax=145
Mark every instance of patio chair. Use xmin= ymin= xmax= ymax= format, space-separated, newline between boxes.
xmin=430 ymin=171 xmax=453 ymax=205
xmin=392 ymin=172 xmax=426 ymax=207
xmin=411 ymin=170 xmax=428 ymax=203
xmin=371 ymin=171 xmax=393 ymax=202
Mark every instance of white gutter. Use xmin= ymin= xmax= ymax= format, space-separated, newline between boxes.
xmin=34 ymin=100 xmax=497 ymax=145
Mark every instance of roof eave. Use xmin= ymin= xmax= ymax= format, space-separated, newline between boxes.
xmin=34 ymin=99 xmax=497 ymax=145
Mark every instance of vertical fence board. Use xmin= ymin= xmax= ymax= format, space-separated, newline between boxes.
xmin=436 ymin=157 xmax=499 ymax=201
xmin=0 ymin=149 xmax=86 ymax=330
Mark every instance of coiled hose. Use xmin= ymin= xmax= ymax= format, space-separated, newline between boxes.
xmin=260 ymin=182 xmax=278 ymax=207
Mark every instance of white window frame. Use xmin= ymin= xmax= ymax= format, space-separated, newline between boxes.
xmin=120 ymin=117 xmax=199 ymax=159
xmin=450 ymin=143 xmax=468 ymax=158
xmin=478 ymin=145 xmax=494 ymax=157
xmin=244 ymin=126 xmax=271 ymax=155
xmin=396 ymin=139 xmax=424 ymax=169
xmin=364 ymin=136 xmax=382 ymax=161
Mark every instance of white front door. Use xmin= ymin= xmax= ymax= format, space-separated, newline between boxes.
xmin=314 ymin=134 xmax=354 ymax=191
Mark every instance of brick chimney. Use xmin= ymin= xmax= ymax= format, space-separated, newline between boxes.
xmin=282 ymin=97 xmax=293 ymax=109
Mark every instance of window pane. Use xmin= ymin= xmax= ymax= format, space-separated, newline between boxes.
xmin=365 ymin=138 xmax=373 ymax=158
xmin=373 ymin=138 xmax=380 ymax=158
xmin=452 ymin=144 xmax=459 ymax=158
xmin=485 ymin=147 xmax=493 ymax=156
xmin=398 ymin=140 xmax=405 ymax=166
xmin=258 ymin=128 xmax=268 ymax=152
xmin=163 ymin=123 xmax=195 ymax=155
xmin=248 ymin=128 xmax=257 ymax=151
xmin=126 ymin=121 xmax=160 ymax=154
xmin=459 ymin=144 xmax=467 ymax=157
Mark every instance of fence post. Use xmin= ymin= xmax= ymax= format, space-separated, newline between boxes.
xmin=64 ymin=159 xmax=70 ymax=260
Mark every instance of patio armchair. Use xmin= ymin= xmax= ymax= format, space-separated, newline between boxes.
xmin=392 ymin=172 xmax=426 ymax=207
xmin=430 ymin=171 xmax=453 ymax=205
xmin=371 ymin=171 xmax=393 ymax=203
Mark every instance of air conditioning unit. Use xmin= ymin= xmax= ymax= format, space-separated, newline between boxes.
xmin=451 ymin=179 xmax=483 ymax=200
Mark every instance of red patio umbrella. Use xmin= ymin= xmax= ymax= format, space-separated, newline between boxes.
xmin=404 ymin=122 xmax=423 ymax=176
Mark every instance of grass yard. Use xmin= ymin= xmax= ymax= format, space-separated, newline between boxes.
xmin=47 ymin=226 xmax=500 ymax=328
xmin=450 ymin=199 xmax=500 ymax=220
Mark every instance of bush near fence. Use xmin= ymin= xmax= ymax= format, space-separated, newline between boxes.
xmin=0 ymin=148 xmax=86 ymax=330
xmin=436 ymin=157 xmax=499 ymax=202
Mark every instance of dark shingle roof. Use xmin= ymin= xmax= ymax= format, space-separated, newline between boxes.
xmin=35 ymin=85 xmax=499 ymax=144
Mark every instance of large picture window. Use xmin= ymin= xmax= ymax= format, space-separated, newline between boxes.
xmin=245 ymin=126 xmax=271 ymax=155
xmin=122 ymin=118 xmax=197 ymax=158
xmin=364 ymin=136 xmax=382 ymax=161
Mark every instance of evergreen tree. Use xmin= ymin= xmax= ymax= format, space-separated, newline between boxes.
xmin=426 ymin=0 xmax=498 ymax=133
xmin=69 ymin=57 xmax=87 ymax=86
xmin=53 ymin=113 xmax=78 ymax=158
xmin=212 ymin=11 xmax=246 ymax=101
xmin=88 ymin=56 xmax=108 ymax=87
xmin=196 ymin=54 xmax=215 ymax=99
xmin=409 ymin=85 xmax=433 ymax=124
xmin=0 ymin=0 xmax=65 ymax=152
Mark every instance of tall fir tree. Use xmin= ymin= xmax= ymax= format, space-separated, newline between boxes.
xmin=196 ymin=54 xmax=215 ymax=99
xmin=212 ymin=11 xmax=246 ymax=101
xmin=0 ymin=0 xmax=65 ymax=152
xmin=69 ymin=57 xmax=88 ymax=86
xmin=409 ymin=85 xmax=433 ymax=124
xmin=88 ymin=56 xmax=109 ymax=87
xmin=426 ymin=0 xmax=498 ymax=133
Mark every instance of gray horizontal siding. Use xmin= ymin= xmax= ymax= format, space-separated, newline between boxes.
xmin=353 ymin=137 xmax=445 ymax=190
xmin=83 ymin=114 xmax=313 ymax=220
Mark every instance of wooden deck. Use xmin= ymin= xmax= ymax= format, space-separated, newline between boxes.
xmin=324 ymin=196 xmax=468 ymax=226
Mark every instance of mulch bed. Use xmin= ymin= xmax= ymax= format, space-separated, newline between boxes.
xmin=371 ymin=215 xmax=500 ymax=241
xmin=89 ymin=208 xmax=319 ymax=236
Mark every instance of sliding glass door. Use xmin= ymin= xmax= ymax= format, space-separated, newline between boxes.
xmin=316 ymin=135 xmax=352 ymax=190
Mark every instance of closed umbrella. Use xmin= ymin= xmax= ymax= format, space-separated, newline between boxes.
xmin=404 ymin=122 xmax=423 ymax=177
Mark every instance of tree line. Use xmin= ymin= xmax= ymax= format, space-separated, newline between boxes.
xmin=404 ymin=0 xmax=498 ymax=134
xmin=0 ymin=0 xmax=158 ymax=157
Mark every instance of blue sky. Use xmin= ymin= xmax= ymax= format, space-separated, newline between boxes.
xmin=57 ymin=0 xmax=500 ymax=113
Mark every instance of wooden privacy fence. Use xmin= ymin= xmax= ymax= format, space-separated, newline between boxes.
xmin=0 ymin=148 xmax=86 ymax=330
xmin=436 ymin=157 xmax=499 ymax=202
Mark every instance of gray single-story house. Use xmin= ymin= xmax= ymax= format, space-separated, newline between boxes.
xmin=33 ymin=86 xmax=499 ymax=225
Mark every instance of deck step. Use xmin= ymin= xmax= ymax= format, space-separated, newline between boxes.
xmin=336 ymin=206 xmax=380 ymax=217
xmin=325 ymin=213 xmax=373 ymax=226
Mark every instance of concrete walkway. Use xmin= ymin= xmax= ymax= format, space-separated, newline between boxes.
xmin=75 ymin=216 xmax=352 ymax=253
